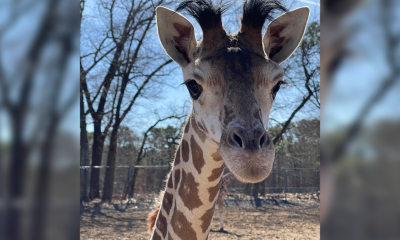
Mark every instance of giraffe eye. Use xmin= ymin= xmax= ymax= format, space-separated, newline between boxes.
xmin=185 ymin=79 xmax=203 ymax=100
xmin=272 ymin=80 xmax=284 ymax=100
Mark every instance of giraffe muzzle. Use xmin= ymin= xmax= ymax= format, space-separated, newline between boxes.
xmin=227 ymin=126 xmax=270 ymax=151
xmin=219 ymin=123 xmax=275 ymax=183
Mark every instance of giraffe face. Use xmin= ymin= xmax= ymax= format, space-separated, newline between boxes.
xmin=156 ymin=5 xmax=309 ymax=183
xmin=181 ymin=39 xmax=283 ymax=183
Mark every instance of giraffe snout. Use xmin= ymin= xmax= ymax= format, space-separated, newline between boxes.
xmin=227 ymin=125 xmax=270 ymax=151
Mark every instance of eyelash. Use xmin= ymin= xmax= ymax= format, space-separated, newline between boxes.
xmin=271 ymin=80 xmax=286 ymax=100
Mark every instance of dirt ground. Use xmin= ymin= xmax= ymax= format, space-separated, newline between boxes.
xmin=80 ymin=199 xmax=320 ymax=240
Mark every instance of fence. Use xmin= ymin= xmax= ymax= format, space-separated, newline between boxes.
xmin=80 ymin=166 xmax=320 ymax=201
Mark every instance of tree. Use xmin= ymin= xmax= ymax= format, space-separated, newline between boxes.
xmin=101 ymin=58 xmax=173 ymax=202
xmin=1 ymin=0 xmax=78 ymax=239
xmin=123 ymin=117 xmax=184 ymax=200
xmin=80 ymin=0 xmax=175 ymax=200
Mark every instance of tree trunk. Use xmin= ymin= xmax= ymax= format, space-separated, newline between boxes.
xmin=124 ymin=167 xmax=139 ymax=199
xmin=89 ymin=120 xmax=105 ymax=199
xmin=6 ymin=115 xmax=28 ymax=240
xmin=102 ymin=126 xmax=119 ymax=202
xmin=253 ymin=183 xmax=261 ymax=207
xmin=80 ymin=92 xmax=90 ymax=202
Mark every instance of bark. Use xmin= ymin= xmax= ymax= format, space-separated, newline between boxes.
xmin=102 ymin=127 xmax=119 ymax=202
xmin=80 ymin=90 xmax=90 ymax=202
xmin=89 ymin=123 xmax=106 ymax=199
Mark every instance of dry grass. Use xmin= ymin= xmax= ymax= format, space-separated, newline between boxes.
xmin=80 ymin=200 xmax=319 ymax=240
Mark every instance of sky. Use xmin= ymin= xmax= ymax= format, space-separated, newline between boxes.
xmin=322 ymin=0 xmax=400 ymax=133
xmin=82 ymin=0 xmax=320 ymax=134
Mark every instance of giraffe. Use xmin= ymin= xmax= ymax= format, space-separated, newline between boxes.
xmin=148 ymin=0 xmax=309 ymax=239
xmin=216 ymin=172 xmax=236 ymax=232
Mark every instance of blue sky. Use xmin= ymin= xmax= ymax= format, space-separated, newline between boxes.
xmin=82 ymin=0 xmax=320 ymax=134
xmin=322 ymin=0 xmax=400 ymax=133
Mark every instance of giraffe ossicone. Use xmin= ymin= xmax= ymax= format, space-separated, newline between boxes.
xmin=149 ymin=0 xmax=309 ymax=239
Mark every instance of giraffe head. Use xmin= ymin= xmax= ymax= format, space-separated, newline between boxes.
xmin=156 ymin=0 xmax=309 ymax=183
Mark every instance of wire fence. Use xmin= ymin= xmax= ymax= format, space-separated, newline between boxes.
xmin=80 ymin=165 xmax=320 ymax=201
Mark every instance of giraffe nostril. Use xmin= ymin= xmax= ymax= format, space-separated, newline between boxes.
xmin=257 ymin=129 xmax=270 ymax=149
xmin=233 ymin=133 xmax=243 ymax=149
xmin=259 ymin=134 xmax=266 ymax=149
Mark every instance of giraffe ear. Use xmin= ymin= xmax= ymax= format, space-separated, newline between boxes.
xmin=156 ymin=6 xmax=197 ymax=67
xmin=263 ymin=7 xmax=310 ymax=64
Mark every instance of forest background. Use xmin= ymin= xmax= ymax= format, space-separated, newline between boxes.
xmin=80 ymin=0 xmax=321 ymax=202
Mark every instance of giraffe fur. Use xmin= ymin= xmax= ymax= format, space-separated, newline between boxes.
xmin=148 ymin=0 xmax=310 ymax=239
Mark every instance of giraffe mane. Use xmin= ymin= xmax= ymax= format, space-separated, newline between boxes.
xmin=241 ymin=0 xmax=288 ymax=29
xmin=147 ymin=202 xmax=161 ymax=233
xmin=175 ymin=0 xmax=229 ymax=31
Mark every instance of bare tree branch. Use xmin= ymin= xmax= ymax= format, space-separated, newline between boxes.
xmin=119 ymin=59 xmax=173 ymax=123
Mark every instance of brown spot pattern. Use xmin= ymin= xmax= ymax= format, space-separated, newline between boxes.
xmin=153 ymin=231 xmax=162 ymax=240
xmin=200 ymin=119 xmax=209 ymax=133
xmin=208 ymin=164 xmax=225 ymax=182
xmin=210 ymin=125 xmax=215 ymax=134
xmin=171 ymin=206 xmax=197 ymax=240
xmin=167 ymin=175 xmax=173 ymax=189
xmin=181 ymin=139 xmax=189 ymax=162
xmin=211 ymin=151 xmax=223 ymax=161
xmin=191 ymin=135 xmax=205 ymax=174
xmin=156 ymin=212 xmax=168 ymax=238
xmin=208 ymin=182 xmax=221 ymax=202
xmin=174 ymin=146 xmax=181 ymax=165
xmin=174 ymin=169 xmax=180 ymax=190
xmin=200 ymin=206 xmax=215 ymax=233
xmin=191 ymin=118 xmax=207 ymax=142
xmin=179 ymin=170 xmax=203 ymax=210
xmin=162 ymin=192 xmax=173 ymax=215
xmin=197 ymin=121 xmax=205 ymax=132
xmin=184 ymin=119 xmax=190 ymax=133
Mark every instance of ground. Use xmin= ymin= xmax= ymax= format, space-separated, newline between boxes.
xmin=80 ymin=196 xmax=320 ymax=240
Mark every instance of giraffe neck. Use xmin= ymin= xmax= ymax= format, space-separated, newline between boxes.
xmin=151 ymin=116 xmax=225 ymax=240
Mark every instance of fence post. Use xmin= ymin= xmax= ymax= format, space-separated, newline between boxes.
xmin=127 ymin=166 xmax=131 ymax=202
xmin=284 ymin=170 xmax=287 ymax=201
